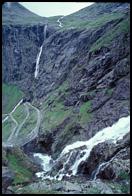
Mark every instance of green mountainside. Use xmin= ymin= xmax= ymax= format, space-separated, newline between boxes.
xmin=2 ymin=2 xmax=47 ymax=25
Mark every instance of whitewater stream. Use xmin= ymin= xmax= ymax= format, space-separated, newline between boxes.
xmin=34 ymin=24 xmax=47 ymax=79
xmin=57 ymin=16 xmax=64 ymax=28
xmin=34 ymin=115 xmax=130 ymax=181
xmin=34 ymin=153 xmax=53 ymax=173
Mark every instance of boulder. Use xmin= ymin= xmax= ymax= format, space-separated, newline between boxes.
xmin=63 ymin=181 xmax=82 ymax=193
xmin=113 ymin=58 xmax=129 ymax=79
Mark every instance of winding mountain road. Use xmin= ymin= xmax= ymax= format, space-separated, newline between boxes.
xmin=7 ymin=113 xmax=18 ymax=142
xmin=18 ymin=102 xmax=41 ymax=146
xmin=2 ymin=116 xmax=9 ymax=123
xmin=14 ymin=103 xmax=29 ymax=137
xmin=2 ymin=101 xmax=41 ymax=147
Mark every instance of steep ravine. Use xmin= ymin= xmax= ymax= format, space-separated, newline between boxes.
xmin=2 ymin=24 xmax=55 ymax=84
xmin=33 ymin=116 xmax=130 ymax=180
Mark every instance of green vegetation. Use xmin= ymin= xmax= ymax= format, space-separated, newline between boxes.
xmin=42 ymin=81 xmax=69 ymax=109
xmin=47 ymin=15 xmax=63 ymax=27
xmin=41 ymin=81 xmax=71 ymax=131
xmin=106 ymin=88 xmax=113 ymax=96
xmin=62 ymin=12 xmax=124 ymax=29
xmin=3 ymin=16 xmax=46 ymax=26
xmin=41 ymin=80 xmax=93 ymax=133
xmin=2 ymin=83 xmax=24 ymax=114
xmin=88 ymin=187 xmax=101 ymax=194
xmin=57 ymin=80 xmax=69 ymax=92
xmin=118 ymin=171 xmax=129 ymax=180
xmin=12 ymin=104 xmax=27 ymax=125
xmin=2 ymin=2 xmax=46 ymax=25
xmin=15 ymin=187 xmax=62 ymax=194
xmin=2 ymin=116 xmax=15 ymax=141
xmin=90 ymin=17 xmax=130 ymax=52
xmin=7 ymin=153 xmax=33 ymax=185
xmin=109 ymin=181 xmax=130 ymax=194
xmin=2 ymin=114 xmax=8 ymax=120
xmin=120 ymin=183 xmax=130 ymax=194
xmin=43 ymin=102 xmax=71 ymax=131
xmin=54 ymin=120 xmax=77 ymax=154
xmin=79 ymin=101 xmax=92 ymax=126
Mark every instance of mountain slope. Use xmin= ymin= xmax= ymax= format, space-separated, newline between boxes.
xmin=2 ymin=2 xmax=47 ymax=25
xmin=2 ymin=83 xmax=24 ymax=113
xmin=64 ymin=3 xmax=129 ymax=20
xmin=62 ymin=3 xmax=129 ymax=29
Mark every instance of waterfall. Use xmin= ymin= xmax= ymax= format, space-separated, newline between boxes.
xmin=44 ymin=24 xmax=47 ymax=40
xmin=34 ymin=153 xmax=53 ymax=172
xmin=92 ymin=147 xmax=128 ymax=180
xmin=34 ymin=115 xmax=130 ymax=180
xmin=57 ymin=16 xmax=64 ymax=28
xmin=7 ymin=2 xmax=11 ymax=8
xmin=34 ymin=24 xmax=47 ymax=79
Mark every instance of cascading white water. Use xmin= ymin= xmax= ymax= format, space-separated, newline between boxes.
xmin=34 ymin=153 xmax=53 ymax=172
xmin=34 ymin=25 xmax=47 ymax=79
xmin=92 ymin=148 xmax=123 ymax=181
xmin=44 ymin=24 xmax=47 ymax=40
xmin=57 ymin=16 xmax=64 ymax=28
xmin=34 ymin=45 xmax=43 ymax=78
xmin=34 ymin=115 xmax=130 ymax=181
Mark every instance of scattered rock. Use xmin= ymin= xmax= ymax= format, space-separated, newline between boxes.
xmin=2 ymin=167 xmax=15 ymax=194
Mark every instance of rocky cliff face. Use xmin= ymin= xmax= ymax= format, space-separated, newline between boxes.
xmin=24 ymin=17 xmax=130 ymax=157
xmin=2 ymin=24 xmax=55 ymax=83
xmin=3 ymin=0 xmax=130 ymax=160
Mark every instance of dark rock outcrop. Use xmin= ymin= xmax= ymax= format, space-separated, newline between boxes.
xmin=2 ymin=167 xmax=15 ymax=194
xmin=78 ymin=133 xmax=130 ymax=179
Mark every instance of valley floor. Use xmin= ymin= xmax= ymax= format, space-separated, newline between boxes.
xmin=9 ymin=177 xmax=130 ymax=194
xmin=2 ymin=101 xmax=130 ymax=194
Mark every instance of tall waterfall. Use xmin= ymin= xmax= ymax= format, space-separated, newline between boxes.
xmin=34 ymin=24 xmax=47 ymax=79
xmin=7 ymin=2 xmax=11 ymax=8
xmin=34 ymin=115 xmax=130 ymax=180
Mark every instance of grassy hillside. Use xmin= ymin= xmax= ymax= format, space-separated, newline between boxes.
xmin=12 ymin=104 xmax=27 ymax=125
xmin=17 ymin=105 xmax=37 ymax=138
xmin=2 ymin=116 xmax=15 ymax=141
xmin=90 ymin=16 xmax=130 ymax=51
xmin=7 ymin=148 xmax=36 ymax=185
xmin=2 ymin=83 xmax=24 ymax=114
xmin=61 ymin=3 xmax=129 ymax=29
